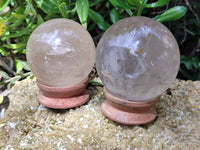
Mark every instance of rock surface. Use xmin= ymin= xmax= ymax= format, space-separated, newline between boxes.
xmin=0 ymin=77 xmax=200 ymax=149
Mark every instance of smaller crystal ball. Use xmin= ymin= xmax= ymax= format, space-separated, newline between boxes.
xmin=26 ymin=19 xmax=95 ymax=87
xmin=96 ymin=16 xmax=180 ymax=102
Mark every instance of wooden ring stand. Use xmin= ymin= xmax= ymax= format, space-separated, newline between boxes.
xmin=36 ymin=78 xmax=89 ymax=109
xmin=101 ymin=87 xmax=159 ymax=125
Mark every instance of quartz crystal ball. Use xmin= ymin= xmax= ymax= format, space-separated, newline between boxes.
xmin=26 ymin=19 xmax=95 ymax=87
xmin=96 ymin=16 xmax=180 ymax=102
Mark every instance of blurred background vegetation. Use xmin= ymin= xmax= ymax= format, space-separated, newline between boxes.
xmin=0 ymin=0 xmax=199 ymax=89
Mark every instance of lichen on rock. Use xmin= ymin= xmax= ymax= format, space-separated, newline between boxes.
xmin=0 ymin=77 xmax=199 ymax=149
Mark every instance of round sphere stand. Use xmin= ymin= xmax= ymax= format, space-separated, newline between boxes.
xmin=37 ymin=78 xmax=89 ymax=109
xmin=101 ymin=88 xmax=160 ymax=125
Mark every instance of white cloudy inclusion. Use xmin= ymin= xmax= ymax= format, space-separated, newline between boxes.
xmin=96 ymin=17 xmax=180 ymax=102
xmin=26 ymin=19 xmax=95 ymax=87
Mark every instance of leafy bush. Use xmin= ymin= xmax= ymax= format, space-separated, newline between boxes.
xmin=0 ymin=0 xmax=198 ymax=88
xmin=180 ymin=55 xmax=200 ymax=80
xmin=170 ymin=0 xmax=200 ymax=80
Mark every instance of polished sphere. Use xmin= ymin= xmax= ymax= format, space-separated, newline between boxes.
xmin=96 ymin=16 xmax=180 ymax=102
xmin=26 ymin=19 xmax=95 ymax=87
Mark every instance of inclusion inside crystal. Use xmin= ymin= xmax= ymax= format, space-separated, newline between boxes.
xmin=26 ymin=19 xmax=95 ymax=87
xmin=96 ymin=16 xmax=180 ymax=102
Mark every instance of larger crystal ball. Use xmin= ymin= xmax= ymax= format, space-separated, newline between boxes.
xmin=26 ymin=19 xmax=95 ymax=87
xmin=96 ymin=16 xmax=180 ymax=102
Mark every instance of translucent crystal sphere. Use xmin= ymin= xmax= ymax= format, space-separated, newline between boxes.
xmin=96 ymin=17 xmax=180 ymax=102
xmin=26 ymin=19 xmax=95 ymax=87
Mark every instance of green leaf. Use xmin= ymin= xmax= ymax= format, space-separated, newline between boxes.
xmin=58 ymin=2 xmax=68 ymax=18
xmin=0 ymin=0 xmax=10 ymax=12
xmin=125 ymin=9 xmax=133 ymax=16
xmin=181 ymin=55 xmax=200 ymax=70
xmin=21 ymin=72 xmax=32 ymax=78
xmin=128 ymin=0 xmax=142 ymax=6
xmin=97 ymin=22 xmax=110 ymax=31
xmin=13 ymin=48 xmax=26 ymax=54
xmin=0 ymin=81 xmax=6 ymax=85
xmin=89 ymin=0 xmax=104 ymax=7
xmin=184 ymin=28 xmax=195 ymax=36
xmin=24 ymin=1 xmax=37 ymax=15
xmin=11 ymin=13 xmax=27 ymax=19
xmin=34 ymin=0 xmax=59 ymax=15
xmin=15 ymin=59 xmax=23 ymax=73
xmin=15 ymin=3 xmax=26 ymax=14
xmin=0 ymin=46 xmax=9 ymax=56
xmin=179 ymin=67 xmax=193 ymax=80
xmin=0 ymin=71 xmax=10 ymax=79
xmin=109 ymin=0 xmax=136 ymax=10
xmin=1 ymin=22 xmax=33 ymax=38
xmin=88 ymin=9 xmax=104 ymax=23
xmin=110 ymin=9 xmax=120 ymax=24
xmin=88 ymin=80 xmax=104 ymax=86
xmin=76 ymin=0 xmax=89 ymax=28
xmin=10 ymin=75 xmax=21 ymax=84
xmin=3 ymin=43 xmax=26 ymax=49
xmin=19 ymin=60 xmax=31 ymax=71
xmin=154 ymin=6 xmax=187 ymax=22
xmin=37 ymin=15 xmax=44 ymax=25
xmin=0 ymin=0 xmax=6 ymax=8
xmin=7 ymin=18 xmax=24 ymax=29
xmin=49 ymin=0 xmax=57 ymax=5
xmin=88 ymin=9 xmax=110 ymax=31
xmin=145 ymin=0 xmax=170 ymax=8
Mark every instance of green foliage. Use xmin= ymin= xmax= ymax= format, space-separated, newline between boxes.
xmin=0 ymin=0 xmax=11 ymax=12
xmin=0 ymin=0 xmax=198 ymax=88
xmin=0 ymin=71 xmax=9 ymax=80
xmin=180 ymin=55 xmax=200 ymax=80
xmin=109 ymin=0 xmax=135 ymax=9
xmin=154 ymin=6 xmax=187 ymax=22
xmin=110 ymin=9 xmax=121 ymax=24
xmin=145 ymin=0 xmax=171 ymax=8
xmin=76 ymin=0 xmax=89 ymax=28
xmin=128 ymin=0 xmax=141 ymax=7
xmin=88 ymin=9 xmax=110 ymax=31
xmin=0 ymin=71 xmax=33 ymax=88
